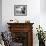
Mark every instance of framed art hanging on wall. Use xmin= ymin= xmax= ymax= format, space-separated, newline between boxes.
xmin=14 ymin=5 xmax=27 ymax=16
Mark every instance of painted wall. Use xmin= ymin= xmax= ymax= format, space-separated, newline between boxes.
xmin=0 ymin=0 xmax=2 ymax=32
xmin=2 ymin=0 xmax=40 ymax=30
xmin=40 ymin=0 xmax=46 ymax=31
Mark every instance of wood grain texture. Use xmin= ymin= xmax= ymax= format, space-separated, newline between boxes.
xmin=7 ymin=23 xmax=34 ymax=46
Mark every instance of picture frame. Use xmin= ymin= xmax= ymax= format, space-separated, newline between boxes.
xmin=14 ymin=5 xmax=27 ymax=16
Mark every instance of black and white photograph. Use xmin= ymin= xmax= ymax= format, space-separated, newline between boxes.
xmin=14 ymin=5 xmax=27 ymax=16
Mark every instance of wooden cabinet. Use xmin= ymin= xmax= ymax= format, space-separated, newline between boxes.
xmin=7 ymin=23 xmax=34 ymax=46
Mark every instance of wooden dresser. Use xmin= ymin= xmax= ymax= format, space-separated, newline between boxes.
xmin=7 ymin=23 xmax=34 ymax=46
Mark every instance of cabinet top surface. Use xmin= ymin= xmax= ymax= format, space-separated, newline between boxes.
xmin=7 ymin=23 xmax=34 ymax=25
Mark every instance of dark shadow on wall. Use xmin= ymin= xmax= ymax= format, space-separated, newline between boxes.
xmin=0 ymin=0 xmax=2 ymax=32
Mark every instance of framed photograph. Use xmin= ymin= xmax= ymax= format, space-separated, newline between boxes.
xmin=14 ymin=5 xmax=27 ymax=16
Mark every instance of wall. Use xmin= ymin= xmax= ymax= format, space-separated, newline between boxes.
xmin=2 ymin=0 xmax=40 ymax=30
xmin=2 ymin=0 xmax=40 ymax=46
xmin=40 ymin=0 xmax=46 ymax=31
xmin=0 ymin=0 xmax=2 ymax=32
xmin=40 ymin=0 xmax=46 ymax=14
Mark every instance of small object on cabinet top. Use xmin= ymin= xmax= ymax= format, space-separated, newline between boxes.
xmin=25 ymin=20 xmax=30 ymax=23
xmin=10 ymin=20 xmax=13 ymax=21
xmin=8 ymin=19 xmax=19 ymax=23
